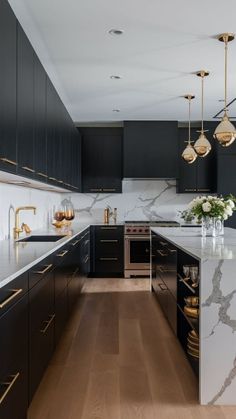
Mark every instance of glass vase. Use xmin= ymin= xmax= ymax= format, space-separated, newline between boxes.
xmin=214 ymin=218 xmax=224 ymax=237
xmin=201 ymin=216 xmax=215 ymax=237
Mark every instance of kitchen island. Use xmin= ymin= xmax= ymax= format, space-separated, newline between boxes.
xmin=151 ymin=226 xmax=236 ymax=405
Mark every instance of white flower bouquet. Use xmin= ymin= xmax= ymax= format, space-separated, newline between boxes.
xmin=188 ymin=195 xmax=235 ymax=221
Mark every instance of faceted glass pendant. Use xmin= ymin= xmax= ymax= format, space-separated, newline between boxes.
xmin=194 ymin=132 xmax=211 ymax=157
xmin=182 ymin=144 xmax=197 ymax=164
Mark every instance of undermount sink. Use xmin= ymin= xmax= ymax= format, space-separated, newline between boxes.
xmin=17 ymin=235 xmax=66 ymax=243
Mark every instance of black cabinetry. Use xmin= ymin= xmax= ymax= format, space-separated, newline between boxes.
xmin=34 ymin=55 xmax=47 ymax=181
xmin=123 ymin=121 xmax=178 ymax=178
xmin=17 ymin=24 xmax=35 ymax=177
xmin=177 ymin=123 xmax=217 ymax=193
xmin=0 ymin=0 xmax=17 ymax=173
xmin=217 ymin=144 xmax=236 ymax=228
xmin=80 ymin=127 xmax=123 ymax=193
xmin=0 ymin=273 xmax=28 ymax=419
xmin=91 ymin=226 xmax=124 ymax=276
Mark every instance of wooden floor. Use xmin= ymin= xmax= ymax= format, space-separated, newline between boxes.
xmin=28 ymin=279 xmax=236 ymax=419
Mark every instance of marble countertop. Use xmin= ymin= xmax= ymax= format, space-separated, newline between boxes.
xmin=151 ymin=226 xmax=236 ymax=260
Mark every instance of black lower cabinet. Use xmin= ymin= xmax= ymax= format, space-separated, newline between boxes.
xmin=91 ymin=226 xmax=124 ymax=276
xmin=0 ymin=293 xmax=28 ymax=419
xmin=29 ymin=270 xmax=55 ymax=402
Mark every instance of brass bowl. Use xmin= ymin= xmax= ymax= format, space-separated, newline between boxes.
xmin=184 ymin=306 xmax=199 ymax=319
xmin=188 ymin=330 xmax=199 ymax=343
xmin=187 ymin=337 xmax=199 ymax=348
xmin=187 ymin=348 xmax=199 ymax=359
xmin=184 ymin=296 xmax=199 ymax=307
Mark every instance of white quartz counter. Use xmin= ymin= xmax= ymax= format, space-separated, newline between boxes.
xmin=0 ymin=222 xmax=91 ymax=289
xmin=151 ymin=226 xmax=236 ymax=260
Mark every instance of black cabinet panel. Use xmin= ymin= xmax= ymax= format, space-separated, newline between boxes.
xmin=177 ymin=124 xmax=217 ymax=193
xmin=81 ymin=127 xmax=123 ymax=193
xmin=217 ymin=154 xmax=236 ymax=228
xmin=123 ymin=121 xmax=178 ymax=178
xmin=0 ymin=0 xmax=17 ymax=173
xmin=17 ymin=24 xmax=35 ymax=177
xmin=34 ymin=55 xmax=47 ymax=181
xmin=91 ymin=226 xmax=124 ymax=275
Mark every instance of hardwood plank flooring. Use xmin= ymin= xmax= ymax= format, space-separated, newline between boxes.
xmin=28 ymin=279 xmax=236 ymax=419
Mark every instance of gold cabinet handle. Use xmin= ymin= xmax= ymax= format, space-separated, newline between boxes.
xmin=157 ymin=249 xmax=168 ymax=257
xmin=56 ymin=250 xmax=68 ymax=257
xmin=37 ymin=172 xmax=48 ymax=178
xmin=0 ymin=157 xmax=17 ymax=166
xmin=40 ymin=314 xmax=55 ymax=334
xmin=160 ymin=241 xmax=168 ymax=246
xmin=100 ymin=227 xmax=117 ymax=230
xmin=197 ymin=189 xmax=210 ymax=192
xmin=90 ymin=188 xmax=102 ymax=192
xmin=184 ymin=189 xmax=197 ymax=192
xmin=100 ymin=239 xmax=118 ymax=243
xmin=48 ymin=177 xmax=56 ymax=181
xmin=0 ymin=372 xmax=20 ymax=404
xmin=102 ymin=188 xmax=116 ymax=192
xmin=22 ymin=166 xmax=35 ymax=173
xmin=72 ymin=239 xmax=80 ymax=246
xmin=168 ymin=248 xmax=177 ymax=253
xmin=84 ymin=255 xmax=89 ymax=264
xmin=99 ymin=257 xmax=118 ymax=261
xmin=33 ymin=264 xmax=53 ymax=275
xmin=0 ymin=289 xmax=23 ymax=309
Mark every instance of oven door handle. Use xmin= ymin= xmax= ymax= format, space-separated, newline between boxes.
xmin=125 ymin=236 xmax=150 ymax=240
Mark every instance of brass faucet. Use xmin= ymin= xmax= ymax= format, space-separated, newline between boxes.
xmin=14 ymin=206 xmax=36 ymax=240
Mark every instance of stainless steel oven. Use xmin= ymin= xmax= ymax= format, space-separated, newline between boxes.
xmin=124 ymin=221 xmax=180 ymax=278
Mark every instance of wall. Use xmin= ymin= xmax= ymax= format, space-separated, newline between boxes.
xmin=0 ymin=183 xmax=61 ymax=240
xmin=67 ymin=180 xmax=197 ymax=223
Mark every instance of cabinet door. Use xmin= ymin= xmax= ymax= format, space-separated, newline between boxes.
xmin=81 ymin=127 xmax=123 ymax=193
xmin=217 ymin=154 xmax=236 ymax=228
xmin=177 ymin=127 xmax=197 ymax=193
xmin=34 ymin=55 xmax=47 ymax=182
xmin=0 ymin=0 xmax=17 ymax=173
xmin=17 ymin=24 xmax=35 ymax=177
xmin=123 ymin=121 xmax=178 ymax=178
xmin=197 ymin=121 xmax=217 ymax=193
xmin=46 ymin=78 xmax=58 ymax=186
xmin=29 ymin=271 xmax=54 ymax=401
xmin=0 ymin=294 xmax=28 ymax=419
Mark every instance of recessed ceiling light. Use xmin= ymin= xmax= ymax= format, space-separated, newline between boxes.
xmin=108 ymin=29 xmax=124 ymax=36
xmin=218 ymin=99 xmax=225 ymax=102
xmin=113 ymin=109 xmax=120 ymax=112
xmin=110 ymin=75 xmax=122 ymax=80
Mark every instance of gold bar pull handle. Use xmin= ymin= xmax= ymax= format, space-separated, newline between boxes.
xmin=0 ymin=372 xmax=20 ymax=404
xmin=37 ymin=172 xmax=48 ymax=178
xmin=0 ymin=157 xmax=17 ymax=166
xmin=99 ymin=257 xmax=118 ymax=261
xmin=100 ymin=239 xmax=118 ymax=243
xmin=22 ymin=166 xmax=35 ymax=173
xmin=157 ymin=249 xmax=168 ymax=257
xmin=56 ymin=250 xmax=68 ymax=257
xmin=40 ymin=314 xmax=55 ymax=334
xmin=0 ymin=289 xmax=23 ymax=309
xmin=72 ymin=239 xmax=80 ymax=246
xmin=33 ymin=264 xmax=53 ymax=275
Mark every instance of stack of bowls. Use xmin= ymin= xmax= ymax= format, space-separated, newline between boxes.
xmin=187 ymin=329 xmax=199 ymax=358
xmin=184 ymin=296 xmax=199 ymax=320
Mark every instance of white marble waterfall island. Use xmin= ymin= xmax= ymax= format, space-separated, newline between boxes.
xmin=151 ymin=226 xmax=236 ymax=405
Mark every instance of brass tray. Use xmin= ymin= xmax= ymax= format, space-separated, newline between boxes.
xmin=184 ymin=306 xmax=199 ymax=319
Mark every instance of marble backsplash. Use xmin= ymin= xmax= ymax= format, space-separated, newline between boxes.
xmin=66 ymin=180 xmax=198 ymax=223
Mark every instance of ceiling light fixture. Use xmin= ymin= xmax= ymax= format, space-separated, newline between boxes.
xmin=214 ymin=33 xmax=236 ymax=147
xmin=108 ymin=29 xmax=124 ymax=36
xmin=182 ymin=95 xmax=197 ymax=164
xmin=194 ymin=70 xmax=211 ymax=157
xmin=110 ymin=75 xmax=122 ymax=80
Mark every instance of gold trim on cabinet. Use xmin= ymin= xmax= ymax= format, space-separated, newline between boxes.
xmin=33 ymin=264 xmax=53 ymax=275
xmin=0 ymin=372 xmax=20 ymax=404
xmin=0 ymin=157 xmax=17 ymax=166
xmin=40 ymin=314 xmax=55 ymax=334
xmin=0 ymin=289 xmax=23 ymax=309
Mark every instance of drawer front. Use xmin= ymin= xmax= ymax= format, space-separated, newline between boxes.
xmin=53 ymin=244 xmax=71 ymax=266
xmin=94 ymin=225 xmax=124 ymax=240
xmin=95 ymin=257 xmax=124 ymax=274
xmin=55 ymin=287 xmax=68 ymax=346
xmin=0 ymin=294 xmax=28 ymax=419
xmin=94 ymin=240 xmax=123 ymax=258
xmin=0 ymin=272 xmax=28 ymax=317
xmin=29 ymin=255 xmax=54 ymax=289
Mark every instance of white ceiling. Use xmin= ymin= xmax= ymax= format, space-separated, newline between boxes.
xmin=8 ymin=0 xmax=236 ymax=123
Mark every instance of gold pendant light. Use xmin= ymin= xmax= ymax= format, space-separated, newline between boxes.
xmin=214 ymin=33 xmax=236 ymax=147
xmin=182 ymin=95 xmax=197 ymax=164
xmin=194 ymin=70 xmax=211 ymax=157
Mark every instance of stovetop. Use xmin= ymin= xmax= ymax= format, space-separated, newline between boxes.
xmin=125 ymin=220 xmax=180 ymax=226
xmin=124 ymin=220 xmax=180 ymax=235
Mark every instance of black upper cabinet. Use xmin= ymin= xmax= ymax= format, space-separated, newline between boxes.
xmin=46 ymin=77 xmax=58 ymax=186
xmin=17 ymin=24 xmax=35 ymax=177
xmin=0 ymin=0 xmax=17 ymax=173
xmin=123 ymin=121 xmax=178 ymax=178
xmin=81 ymin=127 xmax=123 ymax=193
xmin=177 ymin=122 xmax=217 ymax=193
xmin=34 ymin=55 xmax=47 ymax=181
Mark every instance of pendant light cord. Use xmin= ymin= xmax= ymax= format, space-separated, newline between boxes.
xmin=224 ymin=37 xmax=228 ymax=113
xmin=188 ymin=97 xmax=191 ymax=145
xmin=201 ymin=74 xmax=204 ymax=132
